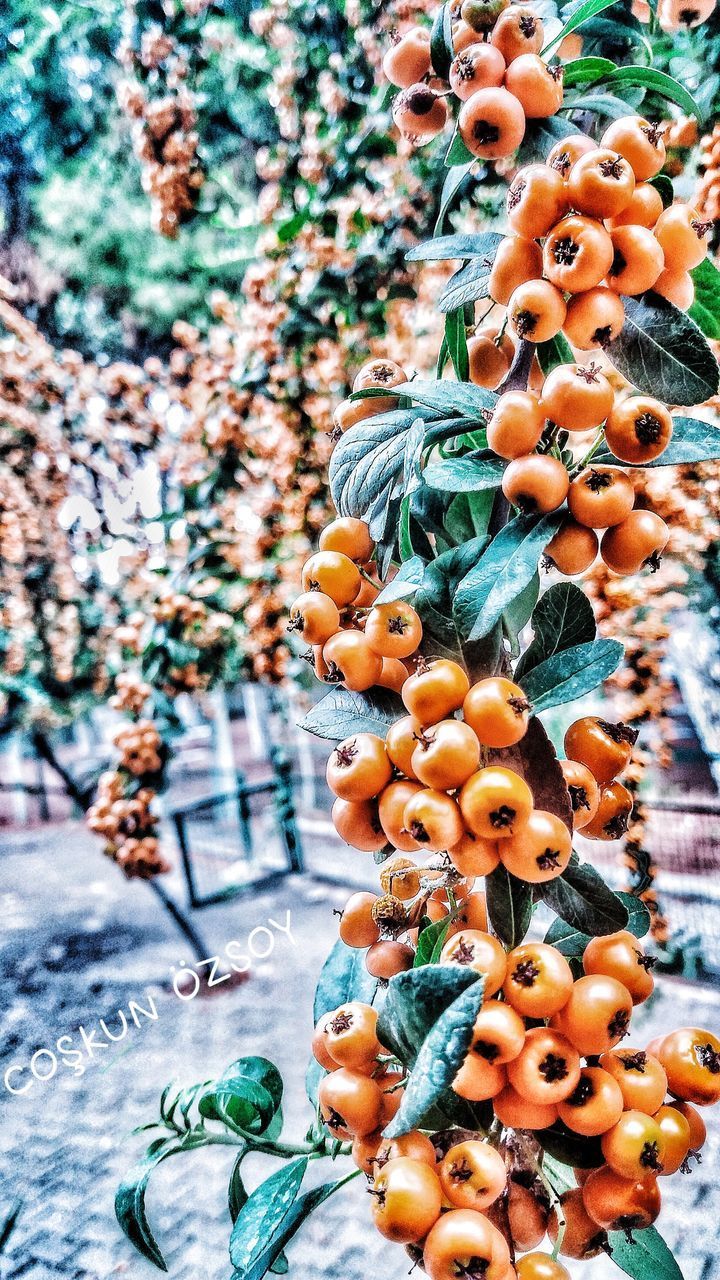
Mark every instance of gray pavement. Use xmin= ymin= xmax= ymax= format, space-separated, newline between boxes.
xmin=1 ymin=821 xmax=720 ymax=1280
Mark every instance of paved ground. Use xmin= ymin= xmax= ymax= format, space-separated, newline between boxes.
xmin=1 ymin=821 xmax=720 ymax=1280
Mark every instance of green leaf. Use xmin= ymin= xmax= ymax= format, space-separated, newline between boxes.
xmin=445 ymin=126 xmax=476 ymax=168
xmin=383 ymin=975 xmax=486 ymax=1138
xmin=516 ymin=115 xmax=578 ymax=164
xmin=229 ymin=1157 xmax=307 ymax=1274
xmin=562 ymin=91 xmax=642 ymax=120
xmin=299 ymin=687 xmax=404 ymax=740
xmin=424 ymin=453 xmax=505 ymax=493
xmin=229 ymin=1164 xmax=356 ymax=1280
xmin=198 ymin=1058 xmax=283 ymax=1136
xmin=521 ymin=639 xmax=624 ymax=714
xmin=539 ymin=861 xmax=630 ymax=936
xmin=593 ymin=415 xmax=720 ymax=467
xmin=689 ymin=257 xmax=720 ymax=340
xmin=542 ymin=0 xmax=621 ymax=55
xmin=649 ymin=174 xmax=674 ymax=210
xmin=228 ymin=1152 xmax=249 ymax=1223
xmin=314 ymin=939 xmax=377 ymax=1023
xmin=115 ymin=1147 xmax=178 ymax=1270
xmin=516 ymin=583 xmax=596 ymax=681
xmin=607 ymin=293 xmax=719 ymax=406
xmin=562 ymin=55 xmax=617 ymax=85
xmin=542 ymin=1151 xmax=576 ymax=1193
xmin=377 ymin=964 xmax=481 ymax=1066
xmin=431 ymin=1 xmax=453 ymax=78
xmin=407 ymin=233 xmax=496 ymax=263
xmin=434 ymin=164 xmax=476 ymax=236
xmin=503 ymin=571 xmax=540 ymax=656
xmin=536 ymin=332 xmax=575 ymax=375
xmin=329 ymin=406 xmax=437 ymax=540
xmin=455 ymin=514 xmax=563 ymax=643
xmin=537 ymin=1122 xmax=604 ymax=1168
xmin=608 ymin=1225 xmax=684 ymax=1280
xmin=544 ymin=891 xmax=651 ymax=958
xmin=603 ymin=65 xmax=700 ymax=119
xmin=446 ymin=309 xmax=470 ymax=381
xmin=414 ymin=916 xmax=454 ymax=967
xmin=374 ymin=556 xmax=426 ymax=604
xmin=485 ymin=865 xmax=533 ymax=948
xmin=439 ymin=242 xmax=505 ymax=311
xmin=396 ymin=379 xmax=496 ymax=420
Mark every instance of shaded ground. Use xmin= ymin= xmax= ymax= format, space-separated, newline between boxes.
xmin=1 ymin=821 xmax=719 ymax=1280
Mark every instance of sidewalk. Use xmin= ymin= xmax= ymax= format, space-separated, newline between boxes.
xmin=0 ymin=821 xmax=719 ymax=1280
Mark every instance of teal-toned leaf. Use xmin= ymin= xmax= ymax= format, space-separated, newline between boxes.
xmin=607 ymin=293 xmax=719 ymax=406
xmin=228 ymin=1152 xmax=249 ymax=1223
xmin=229 ymin=1157 xmax=307 ymax=1273
xmin=544 ymin=891 xmax=651 ymax=958
xmin=608 ymin=1225 xmax=684 ymax=1280
xmin=300 ymin=687 xmax=404 ymax=742
xmin=414 ymin=916 xmax=454 ymax=967
xmin=603 ymin=66 xmax=700 ymax=119
xmin=377 ymin=964 xmax=481 ymax=1066
xmin=520 ymin=638 xmax=624 ymax=714
xmin=439 ymin=242 xmax=505 ymax=311
xmin=689 ymin=256 xmax=720 ymax=340
xmin=516 ymin=115 xmax=578 ymax=163
xmin=516 ymin=583 xmax=596 ymax=681
xmin=305 ymin=1056 xmax=326 ymax=1110
xmin=446 ymin=309 xmax=470 ymax=381
xmin=445 ymin=127 xmax=476 ymax=167
xmin=229 ymin=1165 xmax=356 ymax=1280
xmin=542 ymin=1151 xmax=576 ymax=1193
xmin=539 ymin=861 xmax=630 ymax=936
xmin=431 ymin=2 xmax=453 ymax=78
xmin=329 ymin=407 xmax=436 ymax=539
xmin=543 ymin=0 xmax=622 ymax=54
xmin=486 ymin=865 xmax=533 ymax=948
xmin=562 ymin=55 xmax=617 ymax=85
xmin=562 ymin=90 xmax=643 ymax=119
xmin=592 ymin=415 xmax=720 ymax=467
xmin=434 ymin=164 xmax=476 ymax=236
xmin=407 ymin=233 xmax=497 ymax=263
xmin=383 ymin=975 xmax=486 ymax=1138
xmin=313 ymin=939 xmax=377 ymax=1023
xmin=396 ymin=379 xmax=496 ymax=420
xmin=199 ymin=1058 xmax=283 ymax=1136
xmin=536 ymin=332 xmax=575 ymax=375
xmin=503 ymin=571 xmax=540 ymax=656
xmin=455 ymin=514 xmax=563 ymax=643
xmin=115 ymin=1147 xmax=179 ymax=1271
xmin=374 ymin=556 xmax=426 ymax=604
xmin=424 ymin=453 xmax=505 ymax=493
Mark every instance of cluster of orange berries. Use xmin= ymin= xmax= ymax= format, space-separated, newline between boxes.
xmin=385 ymin=0 xmax=564 ymax=156
xmin=312 ymin=988 xmax=718 ymax=1275
xmin=489 ymin=361 xmax=672 ymax=578
xmin=289 ymin=509 xmax=422 ymax=697
xmin=329 ymin=704 xmax=639 ymax=976
xmin=487 ymin=122 xmax=709 ymax=351
xmin=87 ymin=770 xmax=168 ymax=879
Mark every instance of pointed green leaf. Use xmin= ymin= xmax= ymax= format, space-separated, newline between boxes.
xmin=396 ymin=379 xmax=496 ymax=420
xmin=539 ymin=861 xmax=630 ymax=936
xmin=689 ymin=256 xmax=720 ymax=340
xmin=445 ymin=126 xmax=476 ymax=167
xmin=314 ymin=939 xmax=378 ymax=1023
xmin=377 ymin=964 xmax=481 ymax=1066
xmin=607 ymin=293 xmax=719 ymax=406
xmin=520 ymin=639 xmax=624 ymax=713
xmin=300 ymin=687 xmax=404 ymax=741
xmin=431 ymin=2 xmax=453 ymax=78
xmin=407 ymin=233 xmax=496 ymax=263
xmin=608 ymin=1225 xmax=684 ymax=1280
xmin=383 ymin=975 xmax=486 ymax=1138
xmin=543 ymin=0 xmax=621 ymax=54
xmin=516 ymin=583 xmax=596 ymax=681
xmin=486 ymin=865 xmax=533 ymax=948
xmin=424 ymin=453 xmax=505 ymax=493
xmin=455 ymin=514 xmax=563 ymax=642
